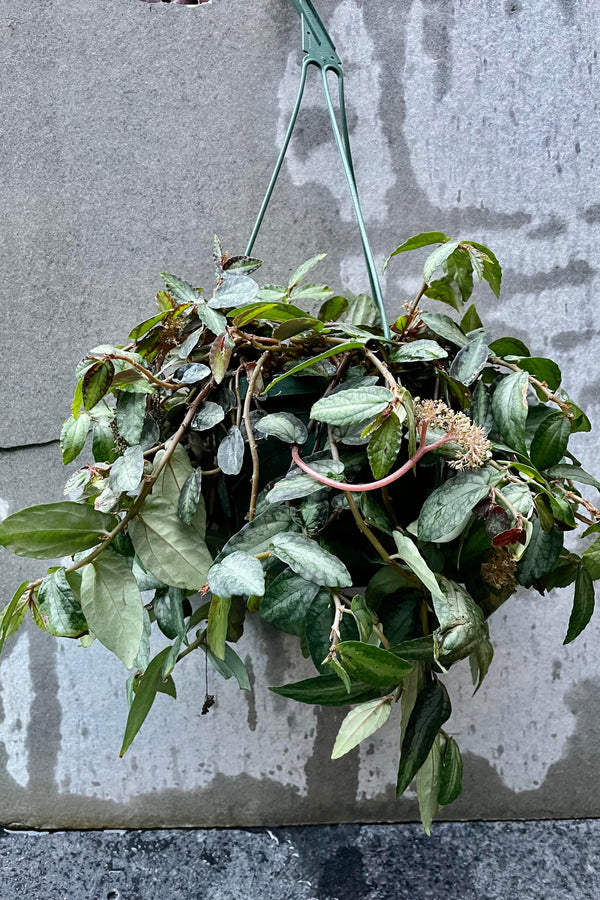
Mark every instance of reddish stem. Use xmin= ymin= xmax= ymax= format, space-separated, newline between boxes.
xmin=291 ymin=433 xmax=454 ymax=493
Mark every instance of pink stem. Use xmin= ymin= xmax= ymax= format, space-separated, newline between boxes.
xmin=291 ymin=434 xmax=454 ymax=493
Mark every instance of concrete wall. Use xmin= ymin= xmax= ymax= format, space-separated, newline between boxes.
xmin=0 ymin=0 xmax=599 ymax=827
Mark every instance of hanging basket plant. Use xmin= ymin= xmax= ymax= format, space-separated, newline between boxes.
xmin=1 ymin=234 xmax=598 ymax=832
xmin=2 ymin=0 xmax=599 ymax=834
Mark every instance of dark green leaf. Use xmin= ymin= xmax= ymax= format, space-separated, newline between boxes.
xmin=337 ymin=641 xmax=413 ymax=688
xmin=270 ymin=674 xmax=389 ymax=706
xmin=468 ymin=242 xmax=502 ymax=297
xmin=383 ymin=232 xmax=449 ymax=271
xmin=530 ymin=412 xmax=570 ymax=470
xmin=416 ymin=734 xmax=443 ymax=835
xmin=367 ymin=413 xmax=403 ymax=479
xmin=263 ymin=342 xmax=365 ymax=394
xmin=517 ymin=519 xmax=563 ymax=586
xmin=438 ymin=736 xmax=463 ymax=805
xmin=92 ymin=422 xmax=118 ymax=464
xmin=488 ymin=337 xmax=530 ymax=358
xmin=153 ymin=586 xmax=186 ymax=641
xmin=260 ymin=570 xmax=319 ymax=634
xmin=582 ymin=537 xmax=600 ymax=579
xmin=120 ymin=647 xmax=172 ymax=756
xmin=273 ymin=317 xmax=321 ymax=341
xmin=460 ymin=304 xmax=483 ymax=333
xmin=564 ymin=564 xmax=595 ymax=644
xmin=82 ymin=360 xmax=114 ymax=410
xmin=0 ymin=582 xmax=30 ymax=652
xmin=518 ymin=357 xmax=561 ymax=392
xmin=397 ymin=680 xmax=452 ymax=796
xmin=424 ymin=276 xmax=464 ymax=314
xmin=545 ymin=465 xmax=600 ymax=492
xmin=318 ymin=295 xmax=348 ymax=322
xmin=350 ymin=595 xmax=376 ymax=643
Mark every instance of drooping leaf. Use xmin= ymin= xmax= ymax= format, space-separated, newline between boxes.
xmin=260 ymin=569 xmax=319 ymax=634
xmin=392 ymin=531 xmax=445 ymax=602
xmin=120 ymin=647 xmax=172 ymax=756
xmin=396 ymin=680 xmax=452 ymax=796
xmin=80 ymin=552 xmax=143 ymax=669
xmin=318 ymin=295 xmax=348 ymax=322
xmin=217 ymin=426 xmax=245 ymax=475
xmin=92 ymin=422 xmax=118 ymax=464
xmin=418 ymin=470 xmax=492 ymax=544
xmin=129 ymin=496 xmax=212 ymax=590
xmin=270 ymin=533 xmax=352 ymax=587
xmin=438 ymin=735 xmax=464 ymax=806
xmin=337 ymin=641 xmax=413 ymax=688
xmin=530 ymin=412 xmax=570 ymax=470
xmin=0 ymin=582 xmax=30 ymax=652
xmin=416 ymin=733 xmax=443 ymax=835
xmin=449 ymin=335 xmax=489 ymax=386
xmin=255 ymin=412 xmax=308 ymax=445
xmin=350 ymin=595 xmax=376 ymax=643
xmin=37 ymin=568 xmax=87 ymax=638
xmin=0 ymin=502 xmax=116 ymax=560
xmin=60 ymin=413 xmax=91 ymax=465
xmin=206 ymin=643 xmax=252 ymax=690
xmin=109 ymin=445 xmax=145 ymax=494
xmin=331 ymin=697 xmax=392 ymax=759
xmin=582 ymin=536 xmax=600 ymax=579
xmin=564 ymin=564 xmax=595 ymax=645
xmin=383 ymin=232 xmax=449 ymax=271
xmin=208 ymin=551 xmax=265 ymax=599
xmin=491 ymin=370 xmax=529 ymax=455
xmin=424 ymin=277 xmax=464 ymax=314
xmin=207 ymin=595 xmax=231 ymax=659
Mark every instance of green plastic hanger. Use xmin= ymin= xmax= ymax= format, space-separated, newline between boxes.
xmin=246 ymin=0 xmax=390 ymax=338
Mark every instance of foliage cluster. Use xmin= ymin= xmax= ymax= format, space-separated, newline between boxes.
xmin=1 ymin=232 xmax=599 ymax=832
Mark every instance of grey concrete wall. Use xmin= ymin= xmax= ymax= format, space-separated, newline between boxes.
xmin=0 ymin=0 xmax=599 ymax=827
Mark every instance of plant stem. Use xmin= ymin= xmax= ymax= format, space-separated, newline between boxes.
xmin=291 ymin=433 xmax=454 ymax=493
xmin=399 ymin=281 xmax=428 ymax=337
xmin=244 ymin=352 xmax=270 ymax=520
xmin=364 ymin=347 xmax=398 ymax=393
xmin=101 ymin=352 xmax=181 ymax=391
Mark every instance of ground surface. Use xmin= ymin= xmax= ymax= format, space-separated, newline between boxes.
xmin=0 ymin=820 xmax=598 ymax=899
